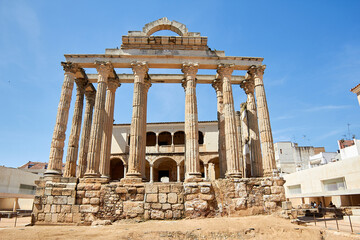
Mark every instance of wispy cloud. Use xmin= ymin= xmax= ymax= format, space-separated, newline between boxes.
xmin=272 ymin=114 xmax=295 ymax=121
xmin=304 ymin=105 xmax=351 ymax=112
xmin=315 ymin=129 xmax=344 ymax=142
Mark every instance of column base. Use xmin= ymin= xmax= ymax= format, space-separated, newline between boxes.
xmin=120 ymin=177 xmax=142 ymax=184
xmin=225 ymin=172 xmax=242 ymax=179
xmin=101 ymin=174 xmax=110 ymax=179
xmin=44 ymin=169 xmax=62 ymax=176
xmin=84 ymin=172 xmax=101 ymax=178
xmin=185 ymin=173 xmax=203 ymax=183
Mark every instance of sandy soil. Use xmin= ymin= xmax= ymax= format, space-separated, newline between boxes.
xmin=1 ymin=215 xmax=360 ymax=240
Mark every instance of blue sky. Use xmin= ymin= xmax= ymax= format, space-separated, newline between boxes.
xmin=1 ymin=0 xmax=360 ymax=168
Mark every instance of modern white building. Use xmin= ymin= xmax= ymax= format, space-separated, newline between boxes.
xmin=0 ymin=166 xmax=40 ymax=211
xmin=284 ymin=139 xmax=360 ymax=208
xmin=274 ymin=141 xmax=325 ymax=174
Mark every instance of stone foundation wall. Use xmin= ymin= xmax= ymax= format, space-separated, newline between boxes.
xmin=32 ymin=177 xmax=285 ymax=225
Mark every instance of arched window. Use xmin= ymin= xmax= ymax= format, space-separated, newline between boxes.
xmin=173 ymin=131 xmax=185 ymax=145
xmin=158 ymin=132 xmax=172 ymax=146
xmin=198 ymin=131 xmax=204 ymax=145
xmin=146 ymin=132 xmax=156 ymax=146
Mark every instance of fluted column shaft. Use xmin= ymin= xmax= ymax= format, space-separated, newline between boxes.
xmin=212 ymin=80 xmax=226 ymax=178
xmin=46 ymin=62 xmax=79 ymax=175
xmin=85 ymin=62 xmax=112 ymax=178
xmin=63 ymin=78 xmax=87 ymax=177
xmin=250 ymin=65 xmax=276 ymax=177
xmin=77 ymin=90 xmax=95 ymax=178
xmin=240 ymin=78 xmax=262 ymax=177
xmin=235 ymin=111 xmax=243 ymax=175
xmin=240 ymin=103 xmax=251 ymax=178
xmin=126 ymin=61 xmax=149 ymax=179
xmin=140 ymin=80 xmax=151 ymax=180
xmin=217 ymin=64 xmax=241 ymax=178
xmin=182 ymin=63 xmax=201 ymax=179
xmin=99 ymin=79 xmax=120 ymax=178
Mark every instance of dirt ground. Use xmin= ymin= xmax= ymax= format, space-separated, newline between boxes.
xmin=1 ymin=215 xmax=360 ymax=240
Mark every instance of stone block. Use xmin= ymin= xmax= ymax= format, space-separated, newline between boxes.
xmin=270 ymin=194 xmax=282 ymax=202
xmin=144 ymin=203 xmax=150 ymax=210
xmin=76 ymin=191 xmax=85 ymax=198
xmin=191 ymin=187 xmax=199 ymax=194
xmin=264 ymin=187 xmax=271 ymax=195
xmin=271 ymin=186 xmax=284 ymax=194
xmin=261 ymin=180 xmax=273 ymax=187
xmin=146 ymin=193 xmax=158 ymax=203
xmin=45 ymin=213 xmax=52 ymax=222
xmin=162 ymin=203 xmax=171 ymax=210
xmin=151 ymin=203 xmax=162 ymax=209
xmin=123 ymin=202 xmax=144 ymax=214
xmin=165 ymin=210 xmax=173 ymax=219
xmin=265 ymin=201 xmax=277 ymax=209
xmin=168 ymin=193 xmax=178 ymax=204
xmin=282 ymin=201 xmax=292 ymax=210
xmin=178 ymin=194 xmax=184 ymax=203
xmin=159 ymin=193 xmax=167 ymax=203
xmin=173 ymin=210 xmax=182 ymax=219
xmin=72 ymin=205 xmax=80 ymax=213
xmin=137 ymin=187 xmax=145 ymax=194
xmin=37 ymin=213 xmax=45 ymax=221
xmin=184 ymin=186 xmax=192 ymax=194
xmin=44 ymin=204 xmax=51 ymax=213
xmin=185 ymin=194 xmax=197 ymax=201
xmin=151 ymin=210 xmax=164 ymax=220
xmin=62 ymin=189 xmax=72 ymax=196
xmin=158 ymin=185 xmax=170 ymax=193
xmin=51 ymin=213 xmax=58 ymax=223
xmin=92 ymin=183 xmax=101 ymax=190
xmin=273 ymin=178 xmax=286 ymax=186
xmin=145 ymin=184 xmax=158 ymax=193
xmin=200 ymin=194 xmax=214 ymax=201
xmin=144 ymin=210 xmax=150 ymax=220
xmin=135 ymin=194 xmax=144 ymax=201
xmin=82 ymin=198 xmax=90 ymax=204
xmin=34 ymin=196 xmax=41 ymax=204
xmin=65 ymin=213 xmax=73 ymax=223
xmin=85 ymin=191 xmax=100 ymax=198
xmin=185 ymin=199 xmax=208 ymax=211
xmin=68 ymin=196 xmax=75 ymax=205
xmin=90 ymin=198 xmax=100 ymax=205
xmin=44 ymin=188 xmax=52 ymax=196
xmin=171 ymin=184 xmax=183 ymax=194
xmin=200 ymin=187 xmax=210 ymax=194
xmin=61 ymin=205 xmax=71 ymax=213
xmin=234 ymin=198 xmax=247 ymax=210
xmin=73 ymin=213 xmax=82 ymax=223
xmin=128 ymin=187 xmax=137 ymax=194
xmin=51 ymin=205 xmax=57 ymax=213
xmin=234 ymin=182 xmax=246 ymax=192
xmin=53 ymin=196 xmax=67 ymax=205
xmin=80 ymin=205 xmax=100 ymax=213
xmin=77 ymin=183 xmax=86 ymax=190
xmin=172 ymin=204 xmax=184 ymax=210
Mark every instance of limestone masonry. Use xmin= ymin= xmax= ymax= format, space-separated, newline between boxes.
xmin=33 ymin=17 xmax=284 ymax=225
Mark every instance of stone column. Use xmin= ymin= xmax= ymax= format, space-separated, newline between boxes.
xmin=182 ymin=63 xmax=201 ymax=180
xmin=77 ymin=90 xmax=95 ymax=178
xmin=240 ymin=103 xmax=251 ymax=178
xmin=140 ymin=79 xmax=151 ymax=180
xmin=249 ymin=65 xmax=277 ymax=177
xmin=63 ymin=78 xmax=87 ymax=177
xmin=204 ymin=163 xmax=208 ymax=180
xmin=99 ymin=79 xmax=120 ymax=178
xmin=240 ymin=78 xmax=263 ymax=177
xmin=124 ymin=164 xmax=127 ymax=177
xmin=126 ymin=61 xmax=149 ymax=180
xmin=217 ymin=64 xmax=241 ymax=178
xmin=85 ymin=62 xmax=113 ymax=178
xmin=235 ymin=111 xmax=244 ymax=175
xmin=177 ymin=164 xmax=181 ymax=182
xmin=46 ymin=62 xmax=79 ymax=175
xmin=171 ymin=132 xmax=175 ymax=152
xmin=212 ymin=80 xmax=226 ymax=178
xmin=150 ymin=163 xmax=154 ymax=183
xmin=156 ymin=133 xmax=159 ymax=152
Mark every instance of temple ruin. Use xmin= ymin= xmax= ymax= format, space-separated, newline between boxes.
xmin=32 ymin=18 xmax=285 ymax=224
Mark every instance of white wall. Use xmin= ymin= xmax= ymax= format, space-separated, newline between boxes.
xmin=0 ymin=166 xmax=40 ymax=195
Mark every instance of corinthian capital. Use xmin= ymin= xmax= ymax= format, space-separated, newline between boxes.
xmin=95 ymin=61 xmax=113 ymax=79
xmin=144 ymin=78 xmax=152 ymax=93
xmin=61 ymin=62 xmax=79 ymax=74
xmin=240 ymin=78 xmax=255 ymax=95
xmin=181 ymin=62 xmax=199 ymax=79
xmin=212 ymin=79 xmax=223 ymax=93
xmin=107 ymin=78 xmax=121 ymax=91
xmin=131 ymin=61 xmax=149 ymax=79
xmin=217 ymin=64 xmax=234 ymax=79
xmin=247 ymin=65 xmax=266 ymax=78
